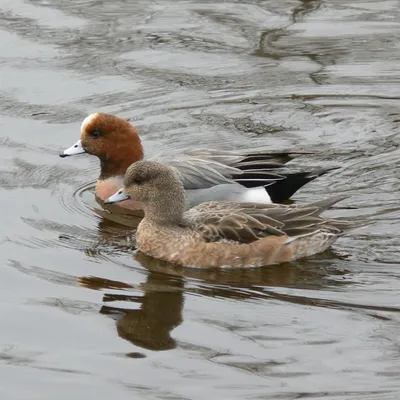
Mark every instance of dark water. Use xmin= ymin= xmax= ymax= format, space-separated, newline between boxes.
xmin=1 ymin=0 xmax=400 ymax=398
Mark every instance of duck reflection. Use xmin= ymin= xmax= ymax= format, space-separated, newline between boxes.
xmin=79 ymin=272 xmax=184 ymax=351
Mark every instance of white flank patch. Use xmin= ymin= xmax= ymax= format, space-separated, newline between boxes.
xmin=241 ymin=187 xmax=271 ymax=203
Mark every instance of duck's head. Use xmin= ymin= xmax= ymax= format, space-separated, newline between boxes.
xmin=60 ymin=113 xmax=143 ymax=179
xmin=105 ymin=160 xmax=181 ymax=203
xmin=105 ymin=160 xmax=186 ymax=221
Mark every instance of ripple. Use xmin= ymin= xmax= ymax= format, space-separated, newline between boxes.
xmin=18 ymin=214 xmax=137 ymax=262
xmin=59 ymin=179 xmax=97 ymax=218
xmin=11 ymin=171 xmax=138 ymax=262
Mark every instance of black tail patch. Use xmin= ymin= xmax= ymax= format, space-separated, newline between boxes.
xmin=234 ymin=167 xmax=338 ymax=203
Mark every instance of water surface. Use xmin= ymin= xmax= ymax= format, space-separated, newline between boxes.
xmin=1 ymin=0 xmax=400 ymax=399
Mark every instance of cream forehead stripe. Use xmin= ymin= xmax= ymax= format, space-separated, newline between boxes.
xmin=81 ymin=113 xmax=99 ymax=131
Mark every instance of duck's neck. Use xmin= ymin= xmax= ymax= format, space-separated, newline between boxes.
xmin=143 ymin=189 xmax=187 ymax=226
xmin=99 ymin=139 xmax=144 ymax=180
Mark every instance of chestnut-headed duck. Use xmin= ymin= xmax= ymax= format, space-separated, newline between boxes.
xmin=104 ymin=160 xmax=368 ymax=268
xmin=60 ymin=113 xmax=336 ymax=214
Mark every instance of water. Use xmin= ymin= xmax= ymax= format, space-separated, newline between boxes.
xmin=1 ymin=0 xmax=400 ymax=399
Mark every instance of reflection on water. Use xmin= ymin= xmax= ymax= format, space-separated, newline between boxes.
xmin=80 ymin=272 xmax=184 ymax=352
xmin=1 ymin=0 xmax=400 ymax=398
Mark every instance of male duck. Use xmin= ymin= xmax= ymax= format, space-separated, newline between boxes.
xmin=104 ymin=160 xmax=367 ymax=268
xmin=60 ymin=113 xmax=336 ymax=213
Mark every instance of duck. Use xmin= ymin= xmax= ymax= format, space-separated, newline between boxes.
xmin=104 ymin=160 xmax=368 ymax=268
xmin=60 ymin=113 xmax=336 ymax=214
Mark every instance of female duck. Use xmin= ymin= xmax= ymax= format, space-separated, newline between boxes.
xmin=105 ymin=160 xmax=366 ymax=268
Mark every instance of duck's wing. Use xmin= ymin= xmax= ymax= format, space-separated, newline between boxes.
xmin=182 ymin=149 xmax=339 ymax=203
xmin=186 ymin=194 xmax=359 ymax=244
xmin=151 ymin=148 xmax=337 ymax=203
xmin=150 ymin=149 xmax=309 ymax=190
xmin=179 ymin=148 xmax=305 ymax=169
xmin=151 ymin=155 xmax=240 ymax=189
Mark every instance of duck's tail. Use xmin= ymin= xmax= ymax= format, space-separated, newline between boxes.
xmin=233 ymin=166 xmax=339 ymax=203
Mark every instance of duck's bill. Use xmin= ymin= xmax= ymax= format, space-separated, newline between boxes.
xmin=104 ymin=189 xmax=130 ymax=204
xmin=59 ymin=140 xmax=86 ymax=158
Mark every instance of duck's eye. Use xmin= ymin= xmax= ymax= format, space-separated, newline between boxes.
xmin=90 ymin=130 xmax=101 ymax=138
xmin=133 ymin=178 xmax=142 ymax=185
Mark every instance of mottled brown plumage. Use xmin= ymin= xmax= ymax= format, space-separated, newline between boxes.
xmin=105 ymin=160 xmax=368 ymax=268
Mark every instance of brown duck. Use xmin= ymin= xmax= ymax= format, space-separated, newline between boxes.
xmin=105 ymin=160 xmax=368 ymax=268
